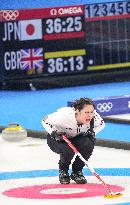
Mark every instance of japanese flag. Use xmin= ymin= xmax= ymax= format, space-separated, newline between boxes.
xmin=20 ymin=19 xmax=42 ymax=41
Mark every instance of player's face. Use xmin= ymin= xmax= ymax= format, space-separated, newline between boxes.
xmin=75 ymin=104 xmax=94 ymax=125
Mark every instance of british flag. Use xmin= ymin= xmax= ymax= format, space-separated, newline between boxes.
xmin=21 ymin=48 xmax=43 ymax=71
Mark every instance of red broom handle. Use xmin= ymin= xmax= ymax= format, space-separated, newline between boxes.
xmin=62 ymin=134 xmax=113 ymax=194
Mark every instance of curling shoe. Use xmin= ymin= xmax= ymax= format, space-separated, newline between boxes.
xmin=70 ymin=171 xmax=87 ymax=184
xmin=59 ymin=170 xmax=70 ymax=184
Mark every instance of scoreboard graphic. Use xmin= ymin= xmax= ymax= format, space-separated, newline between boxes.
xmin=0 ymin=5 xmax=86 ymax=79
xmin=85 ymin=1 xmax=130 ymax=71
xmin=0 ymin=1 xmax=130 ymax=83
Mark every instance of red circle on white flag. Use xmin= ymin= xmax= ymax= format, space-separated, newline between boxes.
xmin=26 ymin=24 xmax=35 ymax=35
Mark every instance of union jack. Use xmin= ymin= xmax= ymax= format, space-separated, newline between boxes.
xmin=21 ymin=48 xmax=43 ymax=71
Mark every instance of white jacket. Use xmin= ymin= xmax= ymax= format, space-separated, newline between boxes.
xmin=41 ymin=107 xmax=105 ymax=137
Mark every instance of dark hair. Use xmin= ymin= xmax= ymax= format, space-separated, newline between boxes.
xmin=73 ymin=97 xmax=95 ymax=111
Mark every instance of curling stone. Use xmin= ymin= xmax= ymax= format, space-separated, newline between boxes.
xmin=1 ymin=123 xmax=27 ymax=142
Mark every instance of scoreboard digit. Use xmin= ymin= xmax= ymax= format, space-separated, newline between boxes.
xmin=85 ymin=1 xmax=130 ymax=71
xmin=44 ymin=49 xmax=86 ymax=74
xmin=85 ymin=1 xmax=130 ymax=18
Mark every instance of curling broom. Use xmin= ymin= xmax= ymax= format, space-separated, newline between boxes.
xmin=62 ymin=134 xmax=123 ymax=198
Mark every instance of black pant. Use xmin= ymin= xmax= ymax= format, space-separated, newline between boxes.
xmin=47 ymin=133 xmax=96 ymax=173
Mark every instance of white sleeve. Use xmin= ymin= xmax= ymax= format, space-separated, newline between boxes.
xmin=41 ymin=107 xmax=73 ymax=135
xmin=93 ymin=111 xmax=105 ymax=134
xmin=41 ymin=114 xmax=58 ymax=134
xmin=41 ymin=119 xmax=53 ymax=135
xmin=41 ymin=112 xmax=63 ymax=135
